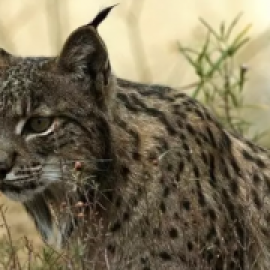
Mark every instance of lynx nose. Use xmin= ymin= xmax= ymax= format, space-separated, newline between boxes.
xmin=0 ymin=150 xmax=14 ymax=180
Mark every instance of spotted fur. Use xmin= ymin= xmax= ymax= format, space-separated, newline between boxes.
xmin=0 ymin=6 xmax=270 ymax=270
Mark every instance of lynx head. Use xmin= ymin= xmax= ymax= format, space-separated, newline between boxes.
xmin=0 ymin=6 xmax=116 ymax=209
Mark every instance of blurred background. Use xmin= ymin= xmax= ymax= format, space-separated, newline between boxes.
xmin=1 ymin=0 xmax=270 ymax=255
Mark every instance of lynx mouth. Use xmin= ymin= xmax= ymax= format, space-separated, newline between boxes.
xmin=0 ymin=162 xmax=63 ymax=201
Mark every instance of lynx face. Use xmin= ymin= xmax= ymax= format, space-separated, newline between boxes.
xmin=0 ymin=67 xmax=102 ymax=201
xmin=0 ymin=8 xmax=115 ymax=205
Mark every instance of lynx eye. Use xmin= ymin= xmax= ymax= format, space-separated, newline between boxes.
xmin=24 ymin=117 xmax=53 ymax=134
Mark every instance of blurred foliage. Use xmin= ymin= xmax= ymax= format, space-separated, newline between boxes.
xmin=178 ymin=14 xmax=260 ymax=139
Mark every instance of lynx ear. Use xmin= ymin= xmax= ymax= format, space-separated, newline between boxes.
xmin=57 ymin=5 xmax=116 ymax=78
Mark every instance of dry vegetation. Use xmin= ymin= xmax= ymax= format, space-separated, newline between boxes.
xmin=1 ymin=0 xmax=270 ymax=269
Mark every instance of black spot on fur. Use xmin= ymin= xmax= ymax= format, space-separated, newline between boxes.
xmin=201 ymin=152 xmax=208 ymax=164
xmin=141 ymin=230 xmax=146 ymax=238
xmin=115 ymin=197 xmax=122 ymax=208
xmin=106 ymin=191 xmax=113 ymax=202
xmin=187 ymin=241 xmax=193 ymax=251
xmin=123 ymin=212 xmax=130 ymax=221
xmin=265 ymin=178 xmax=270 ymax=194
xmin=242 ymin=149 xmax=254 ymax=161
xmin=110 ymin=220 xmax=121 ymax=232
xmin=196 ymin=181 xmax=206 ymax=206
xmin=137 ymin=187 xmax=143 ymax=196
xmin=177 ymin=111 xmax=187 ymax=119
xmin=183 ymin=143 xmax=190 ymax=152
xmin=169 ymin=227 xmax=178 ymax=239
xmin=167 ymin=164 xmax=173 ymax=171
xmin=203 ymin=250 xmax=214 ymax=264
xmin=199 ymin=131 xmax=210 ymax=143
xmin=174 ymin=92 xmax=187 ymax=99
xmin=121 ymin=165 xmax=130 ymax=176
xmin=261 ymin=227 xmax=270 ymax=237
xmin=159 ymin=251 xmax=172 ymax=261
xmin=253 ymin=174 xmax=261 ymax=185
xmin=221 ymin=159 xmax=230 ymax=179
xmin=206 ymin=225 xmax=216 ymax=241
xmin=163 ymin=186 xmax=170 ymax=198
xmin=131 ymin=197 xmax=138 ymax=207
xmin=148 ymin=151 xmax=157 ymax=161
xmin=222 ymin=188 xmax=236 ymax=220
xmin=208 ymin=208 xmax=217 ymax=221
xmin=159 ymin=201 xmax=166 ymax=213
xmin=252 ymin=189 xmax=262 ymax=209
xmin=132 ymin=151 xmax=141 ymax=160
xmin=114 ymin=114 xmax=140 ymax=148
xmin=255 ymin=158 xmax=266 ymax=169
xmin=153 ymin=228 xmax=161 ymax=237
xmin=230 ymin=180 xmax=239 ymax=195
xmin=194 ymin=107 xmax=205 ymax=119
xmin=178 ymin=161 xmax=185 ymax=174
xmin=179 ymin=132 xmax=187 ymax=141
xmin=107 ymin=243 xmax=116 ymax=254
xmin=141 ymin=257 xmax=148 ymax=264
xmin=186 ymin=123 xmax=196 ymax=135
xmin=177 ymin=120 xmax=185 ymax=129
xmin=141 ymin=257 xmax=151 ymax=270
xmin=209 ymin=154 xmax=217 ymax=188
xmin=193 ymin=165 xmax=200 ymax=178
xmin=182 ymin=200 xmax=190 ymax=211
xmin=206 ymin=126 xmax=217 ymax=147
xmin=185 ymin=106 xmax=193 ymax=112
xmin=230 ymin=157 xmax=241 ymax=176
xmin=195 ymin=136 xmax=202 ymax=146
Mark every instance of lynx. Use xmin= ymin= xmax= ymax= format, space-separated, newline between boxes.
xmin=0 ymin=6 xmax=270 ymax=270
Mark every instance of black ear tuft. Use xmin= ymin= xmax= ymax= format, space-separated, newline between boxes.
xmin=89 ymin=4 xmax=118 ymax=28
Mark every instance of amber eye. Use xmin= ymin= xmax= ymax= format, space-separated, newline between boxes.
xmin=25 ymin=117 xmax=53 ymax=133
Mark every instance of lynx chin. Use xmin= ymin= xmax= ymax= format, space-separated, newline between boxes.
xmin=0 ymin=5 xmax=270 ymax=270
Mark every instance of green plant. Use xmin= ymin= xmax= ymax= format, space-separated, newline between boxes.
xmin=178 ymin=14 xmax=257 ymax=137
